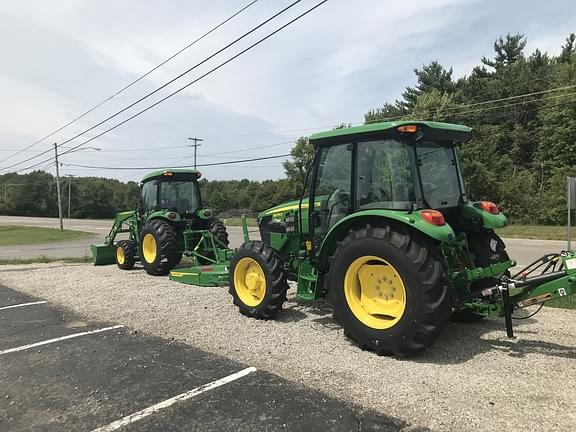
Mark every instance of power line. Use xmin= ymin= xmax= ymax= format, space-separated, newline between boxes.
xmin=62 ymin=153 xmax=292 ymax=170
xmin=364 ymin=85 xmax=576 ymax=125
xmin=11 ymin=95 xmax=576 ymax=175
xmin=0 ymin=0 xmax=306 ymax=173
xmin=74 ymin=140 xmax=295 ymax=161
xmin=0 ymin=0 xmax=260 ymax=165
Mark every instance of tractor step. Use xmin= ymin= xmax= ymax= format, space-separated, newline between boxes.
xmin=169 ymin=264 xmax=229 ymax=287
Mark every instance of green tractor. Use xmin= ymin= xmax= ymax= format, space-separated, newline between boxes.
xmin=92 ymin=168 xmax=231 ymax=280
xmin=229 ymin=121 xmax=576 ymax=356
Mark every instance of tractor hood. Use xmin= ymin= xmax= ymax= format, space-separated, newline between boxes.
xmin=259 ymin=199 xmax=310 ymax=219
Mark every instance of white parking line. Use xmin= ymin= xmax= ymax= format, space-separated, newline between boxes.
xmin=0 ymin=301 xmax=48 ymax=311
xmin=0 ymin=325 xmax=124 ymax=356
xmin=91 ymin=366 xmax=258 ymax=432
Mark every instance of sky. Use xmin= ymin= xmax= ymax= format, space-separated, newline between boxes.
xmin=0 ymin=0 xmax=574 ymax=182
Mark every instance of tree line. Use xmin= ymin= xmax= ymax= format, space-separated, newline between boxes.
xmin=1 ymin=32 xmax=575 ymax=223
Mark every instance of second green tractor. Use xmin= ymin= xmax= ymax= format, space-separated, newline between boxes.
xmin=92 ymin=168 xmax=230 ymax=279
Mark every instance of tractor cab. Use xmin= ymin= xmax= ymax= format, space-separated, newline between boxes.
xmin=139 ymin=169 xmax=205 ymax=221
xmin=307 ymin=121 xmax=472 ymax=240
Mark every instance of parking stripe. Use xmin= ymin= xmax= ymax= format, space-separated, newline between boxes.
xmin=0 ymin=301 xmax=48 ymax=311
xmin=0 ymin=325 xmax=124 ymax=356
xmin=91 ymin=366 xmax=258 ymax=432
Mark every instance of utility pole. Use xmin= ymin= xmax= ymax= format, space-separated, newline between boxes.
xmin=54 ymin=143 xmax=63 ymax=231
xmin=187 ymin=137 xmax=203 ymax=170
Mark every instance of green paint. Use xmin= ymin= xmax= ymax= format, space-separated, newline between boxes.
xmin=462 ymin=202 xmax=507 ymax=229
xmin=169 ymin=264 xmax=230 ymax=287
xmin=309 ymin=120 xmax=472 ymax=141
xmin=141 ymin=168 xmax=200 ymax=182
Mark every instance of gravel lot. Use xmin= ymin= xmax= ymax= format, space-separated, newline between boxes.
xmin=1 ymin=263 xmax=575 ymax=431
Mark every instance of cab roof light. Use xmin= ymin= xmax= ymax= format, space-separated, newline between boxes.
xmin=420 ymin=209 xmax=446 ymax=226
xmin=196 ymin=172 xmax=202 ymax=178
xmin=479 ymin=201 xmax=500 ymax=215
xmin=163 ymin=171 xmax=174 ymax=177
xmin=397 ymin=125 xmax=418 ymax=133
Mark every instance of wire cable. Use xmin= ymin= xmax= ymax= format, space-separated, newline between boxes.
xmin=0 ymin=0 xmax=306 ymax=173
xmin=62 ymin=153 xmax=292 ymax=170
xmin=0 ymin=0 xmax=260 ymax=165
xmin=12 ymin=95 xmax=576 ymax=174
xmin=56 ymin=0 xmax=328 ymax=158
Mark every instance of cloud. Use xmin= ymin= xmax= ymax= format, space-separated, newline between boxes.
xmin=0 ymin=0 xmax=574 ymax=182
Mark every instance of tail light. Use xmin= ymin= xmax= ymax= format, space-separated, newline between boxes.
xmin=397 ymin=125 xmax=417 ymax=133
xmin=479 ymin=201 xmax=499 ymax=215
xmin=168 ymin=212 xmax=177 ymax=220
xmin=420 ymin=209 xmax=446 ymax=226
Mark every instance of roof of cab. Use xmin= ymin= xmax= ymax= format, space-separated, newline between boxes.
xmin=141 ymin=168 xmax=200 ymax=182
xmin=309 ymin=120 xmax=472 ymax=141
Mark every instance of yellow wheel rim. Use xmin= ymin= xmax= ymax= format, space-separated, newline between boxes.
xmin=344 ymin=255 xmax=406 ymax=330
xmin=142 ymin=233 xmax=157 ymax=263
xmin=116 ymin=246 xmax=125 ymax=265
xmin=233 ymin=257 xmax=267 ymax=307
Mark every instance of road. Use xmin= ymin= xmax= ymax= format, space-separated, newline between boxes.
xmin=0 ymin=216 xmax=246 ymax=260
xmin=0 ymin=286 xmax=400 ymax=431
xmin=0 ymin=215 xmax=569 ymax=266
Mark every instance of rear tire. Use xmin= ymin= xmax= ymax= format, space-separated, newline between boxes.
xmin=229 ymin=241 xmax=288 ymax=319
xmin=208 ymin=218 xmax=229 ymax=247
xmin=328 ymin=224 xmax=452 ymax=356
xmin=140 ymin=219 xmax=179 ymax=276
xmin=115 ymin=240 xmax=135 ymax=270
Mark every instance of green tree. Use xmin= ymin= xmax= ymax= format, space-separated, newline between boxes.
xmin=282 ymin=137 xmax=314 ymax=192
xmin=482 ymin=33 xmax=527 ymax=69
xmin=401 ymin=61 xmax=455 ymax=110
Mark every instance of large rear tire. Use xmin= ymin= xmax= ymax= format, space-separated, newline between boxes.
xmin=229 ymin=241 xmax=288 ymax=319
xmin=140 ymin=219 xmax=179 ymax=276
xmin=328 ymin=224 xmax=452 ymax=356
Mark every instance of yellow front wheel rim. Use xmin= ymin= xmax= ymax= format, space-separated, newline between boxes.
xmin=234 ymin=257 xmax=267 ymax=307
xmin=116 ymin=246 xmax=126 ymax=265
xmin=344 ymin=255 xmax=406 ymax=330
xmin=142 ymin=233 xmax=157 ymax=263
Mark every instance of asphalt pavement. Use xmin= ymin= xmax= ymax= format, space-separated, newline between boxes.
xmin=0 ymin=215 xmax=569 ymax=266
xmin=0 ymin=286 xmax=404 ymax=431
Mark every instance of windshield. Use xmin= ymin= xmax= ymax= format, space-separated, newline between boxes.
xmin=141 ymin=177 xmax=201 ymax=214
xmin=416 ymin=141 xmax=462 ymax=209
xmin=356 ymin=139 xmax=416 ymax=210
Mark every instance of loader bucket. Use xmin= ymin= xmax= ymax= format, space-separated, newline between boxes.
xmin=91 ymin=243 xmax=116 ymax=266
xmin=169 ymin=264 xmax=229 ymax=287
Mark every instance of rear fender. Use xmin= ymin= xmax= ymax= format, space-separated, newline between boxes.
xmin=462 ymin=202 xmax=507 ymax=229
xmin=316 ymin=210 xmax=456 ymax=272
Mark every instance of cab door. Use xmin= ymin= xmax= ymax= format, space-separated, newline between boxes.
xmin=309 ymin=142 xmax=353 ymax=245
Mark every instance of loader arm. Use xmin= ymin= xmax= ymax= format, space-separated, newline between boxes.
xmin=104 ymin=211 xmax=138 ymax=245
xmin=91 ymin=210 xmax=138 ymax=265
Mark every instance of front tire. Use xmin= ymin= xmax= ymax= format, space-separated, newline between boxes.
xmin=229 ymin=241 xmax=288 ymax=319
xmin=115 ymin=240 xmax=135 ymax=270
xmin=328 ymin=225 xmax=452 ymax=356
xmin=140 ymin=219 xmax=179 ymax=276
